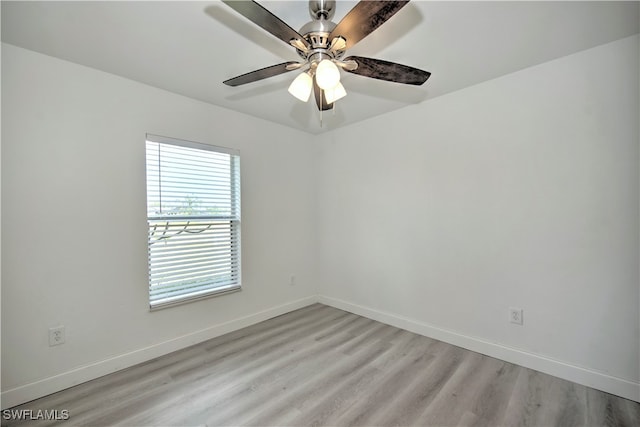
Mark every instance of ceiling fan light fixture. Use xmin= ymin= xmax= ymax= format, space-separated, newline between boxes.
xmin=324 ymin=81 xmax=347 ymax=104
xmin=288 ymin=71 xmax=313 ymax=102
xmin=315 ymin=59 xmax=341 ymax=90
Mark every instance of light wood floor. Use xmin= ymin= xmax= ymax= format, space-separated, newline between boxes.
xmin=3 ymin=304 xmax=639 ymax=426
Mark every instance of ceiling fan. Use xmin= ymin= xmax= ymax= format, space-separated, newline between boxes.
xmin=222 ymin=0 xmax=431 ymax=111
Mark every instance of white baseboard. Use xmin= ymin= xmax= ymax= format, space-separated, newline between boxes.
xmin=317 ymin=295 xmax=640 ymax=403
xmin=1 ymin=296 xmax=318 ymax=409
xmin=4 ymin=294 xmax=638 ymax=409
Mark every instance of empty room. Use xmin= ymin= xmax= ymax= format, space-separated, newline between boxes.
xmin=1 ymin=0 xmax=639 ymax=425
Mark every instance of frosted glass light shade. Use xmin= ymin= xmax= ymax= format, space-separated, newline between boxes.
xmin=315 ymin=59 xmax=340 ymax=90
xmin=288 ymin=72 xmax=313 ymax=102
xmin=324 ymin=82 xmax=347 ymax=104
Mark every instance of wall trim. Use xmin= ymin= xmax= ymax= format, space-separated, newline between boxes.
xmin=317 ymin=295 xmax=640 ymax=403
xmin=1 ymin=296 xmax=318 ymax=409
xmin=4 ymin=294 xmax=638 ymax=408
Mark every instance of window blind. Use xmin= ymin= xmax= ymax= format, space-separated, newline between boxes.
xmin=145 ymin=135 xmax=241 ymax=309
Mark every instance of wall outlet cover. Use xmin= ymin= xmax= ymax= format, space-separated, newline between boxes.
xmin=49 ymin=326 xmax=66 ymax=346
xmin=509 ymin=307 xmax=524 ymax=325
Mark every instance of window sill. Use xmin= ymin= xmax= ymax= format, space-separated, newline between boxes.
xmin=149 ymin=284 xmax=241 ymax=311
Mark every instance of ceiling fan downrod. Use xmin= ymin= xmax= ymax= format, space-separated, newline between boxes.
xmin=308 ymin=0 xmax=336 ymax=21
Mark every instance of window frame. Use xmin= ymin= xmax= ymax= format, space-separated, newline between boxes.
xmin=145 ymin=133 xmax=241 ymax=310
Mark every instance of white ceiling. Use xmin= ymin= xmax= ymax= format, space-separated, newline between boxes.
xmin=2 ymin=1 xmax=638 ymax=134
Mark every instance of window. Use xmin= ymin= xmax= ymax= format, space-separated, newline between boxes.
xmin=145 ymin=134 xmax=241 ymax=309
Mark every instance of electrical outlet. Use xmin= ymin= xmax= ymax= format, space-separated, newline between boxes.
xmin=289 ymin=275 xmax=296 ymax=286
xmin=509 ymin=308 xmax=523 ymax=325
xmin=49 ymin=326 xmax=66 ymax=346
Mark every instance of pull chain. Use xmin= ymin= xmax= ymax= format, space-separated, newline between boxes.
xmin=320 ymin=90 xmax=324 ymax=127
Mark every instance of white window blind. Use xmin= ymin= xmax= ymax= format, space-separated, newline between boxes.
xmin=145 ymin=134 xmax=241 ymax=309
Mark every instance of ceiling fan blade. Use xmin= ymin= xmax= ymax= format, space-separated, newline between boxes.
xmin=222 ymin=0 xmax=310 ymax=50
xmin=343 ymin=56 xmax=431 ymax=85
xmin=313 ymin=77 xmax=333 ymax=111
xmin=223 ymin=62 xmax=299 ymax=86
xmin=328 ymin=1 xmax=410 ymax=50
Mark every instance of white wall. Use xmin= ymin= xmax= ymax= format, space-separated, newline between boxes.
xmin=316 ymin=35 xmax=639 ymax=400
xmin=0 ymin=32 xmax=4 ymax=403
xmin=1 ymin=44 xmax=319 ymax=407
xmin=2 ymin=34 xmax=639 ymax=407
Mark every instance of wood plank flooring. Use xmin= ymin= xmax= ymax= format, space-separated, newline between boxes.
xmin=3 ymin=304 xmax=639 ymax=426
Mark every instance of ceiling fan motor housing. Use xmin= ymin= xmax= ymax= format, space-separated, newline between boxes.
xmin=297 ymin=0 xmax=343 ymax=63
